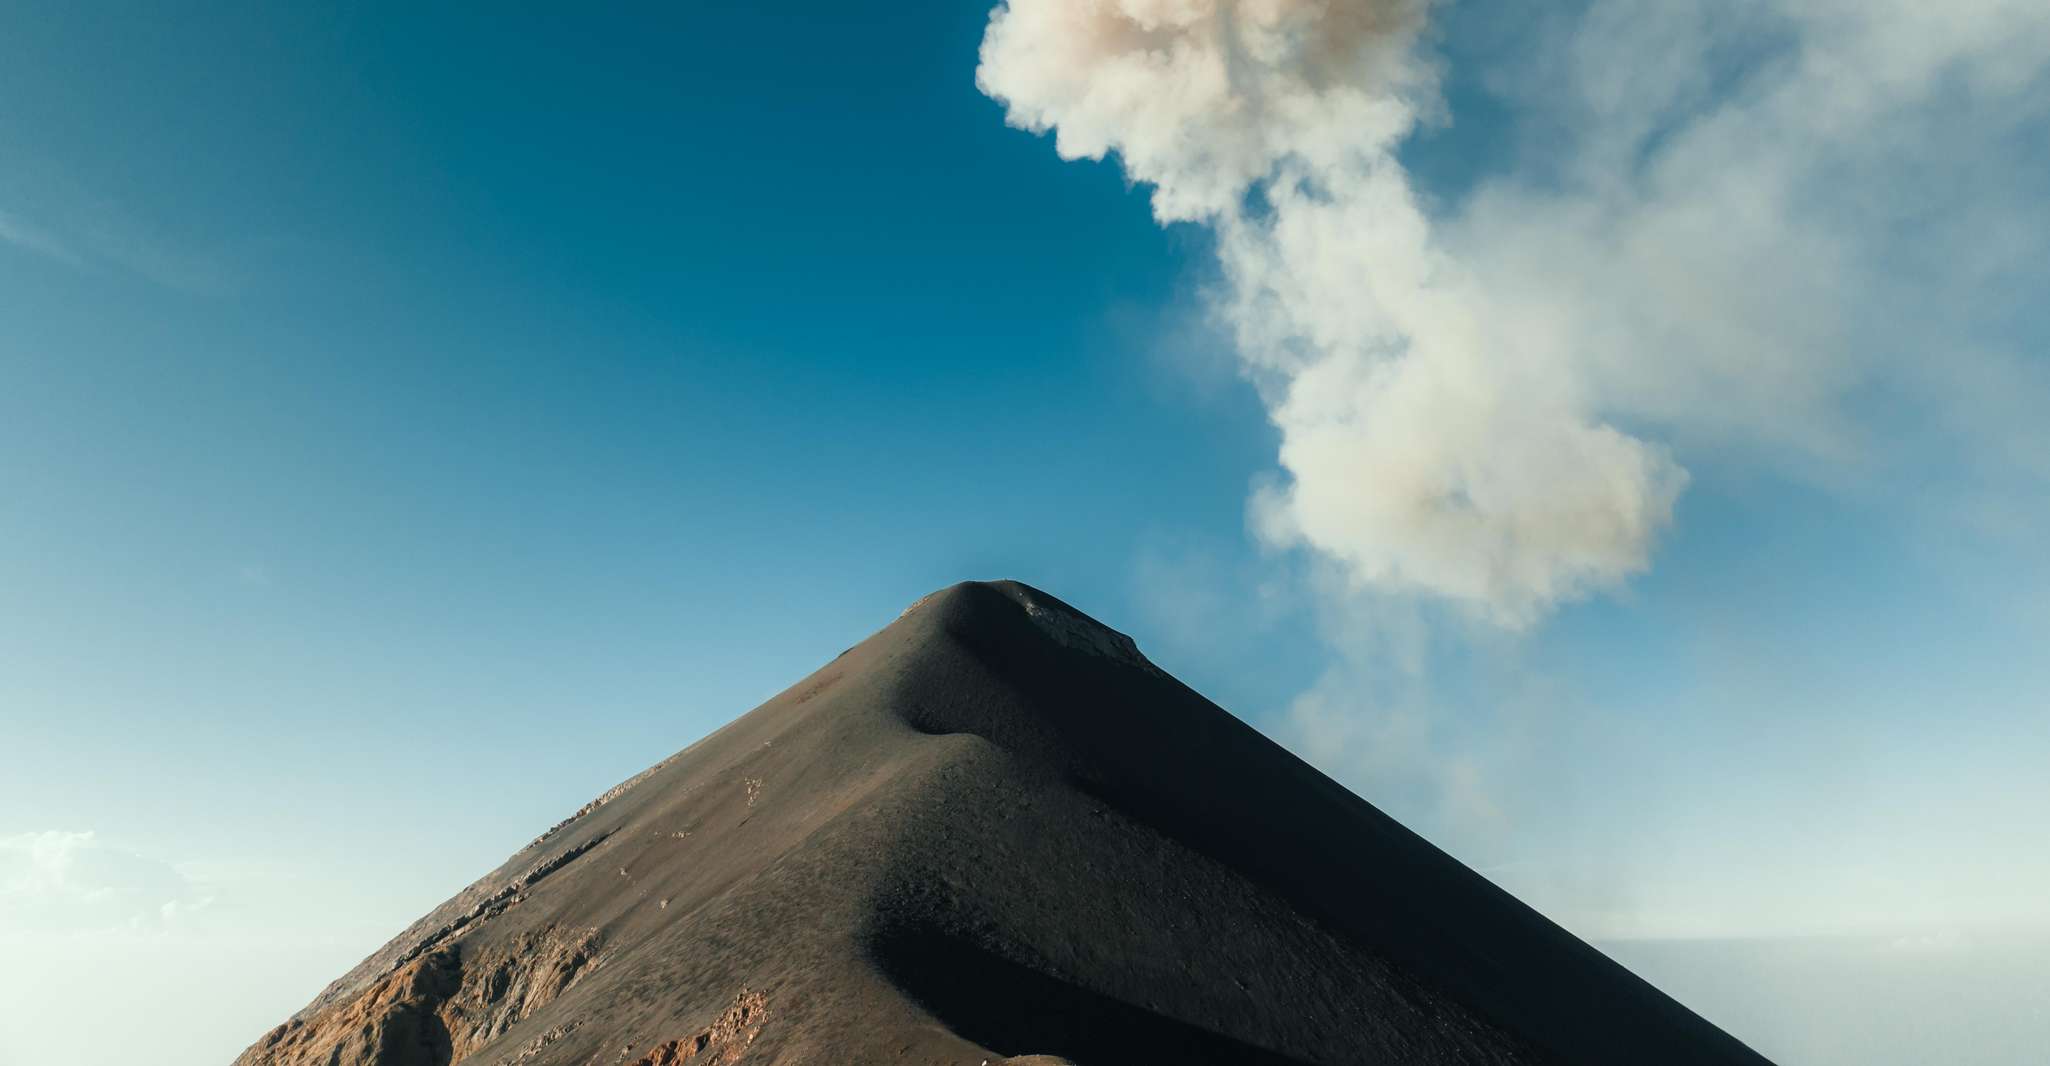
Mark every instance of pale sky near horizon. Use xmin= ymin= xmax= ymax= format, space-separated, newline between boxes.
xmin=3 ymin=2 xmax=2048 ymax=1065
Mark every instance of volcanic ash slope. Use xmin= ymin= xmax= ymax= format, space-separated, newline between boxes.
xmin=235 ymin=580 xmax=1775 ymax=1066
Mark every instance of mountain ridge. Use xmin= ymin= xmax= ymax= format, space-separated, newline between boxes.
xmin=236 ymin=579 xmax=1773 ymax=1066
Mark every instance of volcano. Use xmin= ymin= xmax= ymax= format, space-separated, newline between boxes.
xmin=236 ymin=580 xmax=1772 ymax=1066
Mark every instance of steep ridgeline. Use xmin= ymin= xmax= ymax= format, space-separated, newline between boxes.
xmin=236 ymin=580 xmax=1775 ymax=1066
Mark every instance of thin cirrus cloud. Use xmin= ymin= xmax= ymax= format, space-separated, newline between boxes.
xmin=0 ymin=193 xmax=229 ymax=292
xmin=0 ymin=208 xmax=81 ymax=265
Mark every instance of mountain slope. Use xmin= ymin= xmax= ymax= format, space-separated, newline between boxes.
xmin=235 ymin=580 xmax=1773 ymax=1066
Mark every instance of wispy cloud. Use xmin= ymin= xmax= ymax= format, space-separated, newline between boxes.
xmin=0 ymin=830 xmax=212 ymax=933
xmin=0 ymin=192 xmax=230 ymax=292
xmin=0 ymin=209 xmax=81 ymax=264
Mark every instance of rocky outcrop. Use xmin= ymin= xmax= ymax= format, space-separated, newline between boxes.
xmin=236 ymin=926 xmax=603 ymax=1066
xmin=236 ymin=951 xmax=461 ymax=1066
xmin=627 ymin=991 xmax=767 ymax=1066
xmin=278 ymin=828 xmax=613 ymax=1037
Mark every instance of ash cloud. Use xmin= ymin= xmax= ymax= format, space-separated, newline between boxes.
xmin=978 ymin=0 xmax=2050 ymax=629
xmin=984 ymin=1 xmax=2050 ymax=945
xmin=978 ymin=0 xmax=1686 ymax=626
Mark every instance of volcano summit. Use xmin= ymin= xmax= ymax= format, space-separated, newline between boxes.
xmin=236 ymin=580 xmax=1771 ymax=1066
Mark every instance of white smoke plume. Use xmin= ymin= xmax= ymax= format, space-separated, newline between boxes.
xmin=978 ymin=0 xmax=2050 ymax=628
xmin=978 ymin=0 xmax=1686 ymax=626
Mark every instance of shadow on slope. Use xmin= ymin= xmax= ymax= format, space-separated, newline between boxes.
xmin=872 ymin=925 xmax=1317 ymax=1066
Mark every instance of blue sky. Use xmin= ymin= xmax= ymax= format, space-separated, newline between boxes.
xmin=3 ymin=2 xmax=2048 ymax=1064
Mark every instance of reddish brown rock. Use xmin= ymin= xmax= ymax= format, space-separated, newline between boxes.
xmin=630 ymin=991 xmax=767 ymax=1066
